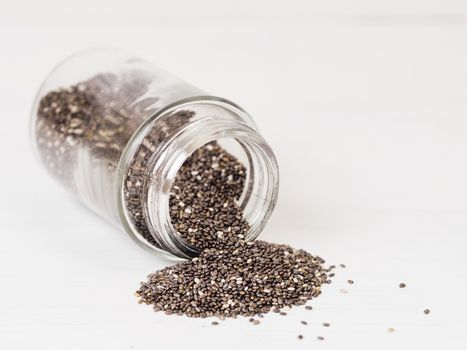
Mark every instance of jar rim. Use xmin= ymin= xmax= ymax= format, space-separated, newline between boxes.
xmin=117 ymin=96 xmax=279 ymax=259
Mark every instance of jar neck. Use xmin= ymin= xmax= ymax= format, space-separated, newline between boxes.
xmin=118 ymin=97 xmax=279 ymax=259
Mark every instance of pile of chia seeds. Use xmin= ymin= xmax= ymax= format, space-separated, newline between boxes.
xmin=137 ymin=239 xmax=327 ymax=318
xmin=136 ymin=142 xmax=330 ymax=318
xmin=137 ymin=240 xmax=327 ymax=318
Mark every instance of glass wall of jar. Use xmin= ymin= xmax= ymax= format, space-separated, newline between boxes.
xmin=31 ymin=48 xmax=279 ymax=259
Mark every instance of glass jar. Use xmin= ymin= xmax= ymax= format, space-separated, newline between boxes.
xmin=31 ymin=47 xmax=279 ymax=259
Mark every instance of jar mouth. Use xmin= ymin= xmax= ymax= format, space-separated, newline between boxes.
xmin=117 ymin=96 xmax=279 ymax=259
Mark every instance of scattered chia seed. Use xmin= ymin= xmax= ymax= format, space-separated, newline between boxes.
xmin=35 ymin=60 xmax=438 ymax=344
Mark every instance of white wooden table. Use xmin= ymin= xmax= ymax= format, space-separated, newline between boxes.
xmin=1 ymin=1 xmax=466 ymax=349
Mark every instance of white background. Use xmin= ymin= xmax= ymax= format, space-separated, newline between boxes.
xmin=1 ymin=1 xmax=467 ymax=349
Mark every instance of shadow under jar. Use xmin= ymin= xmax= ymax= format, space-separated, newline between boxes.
xmin=31 ymin=47 xmax=279 ymax=259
